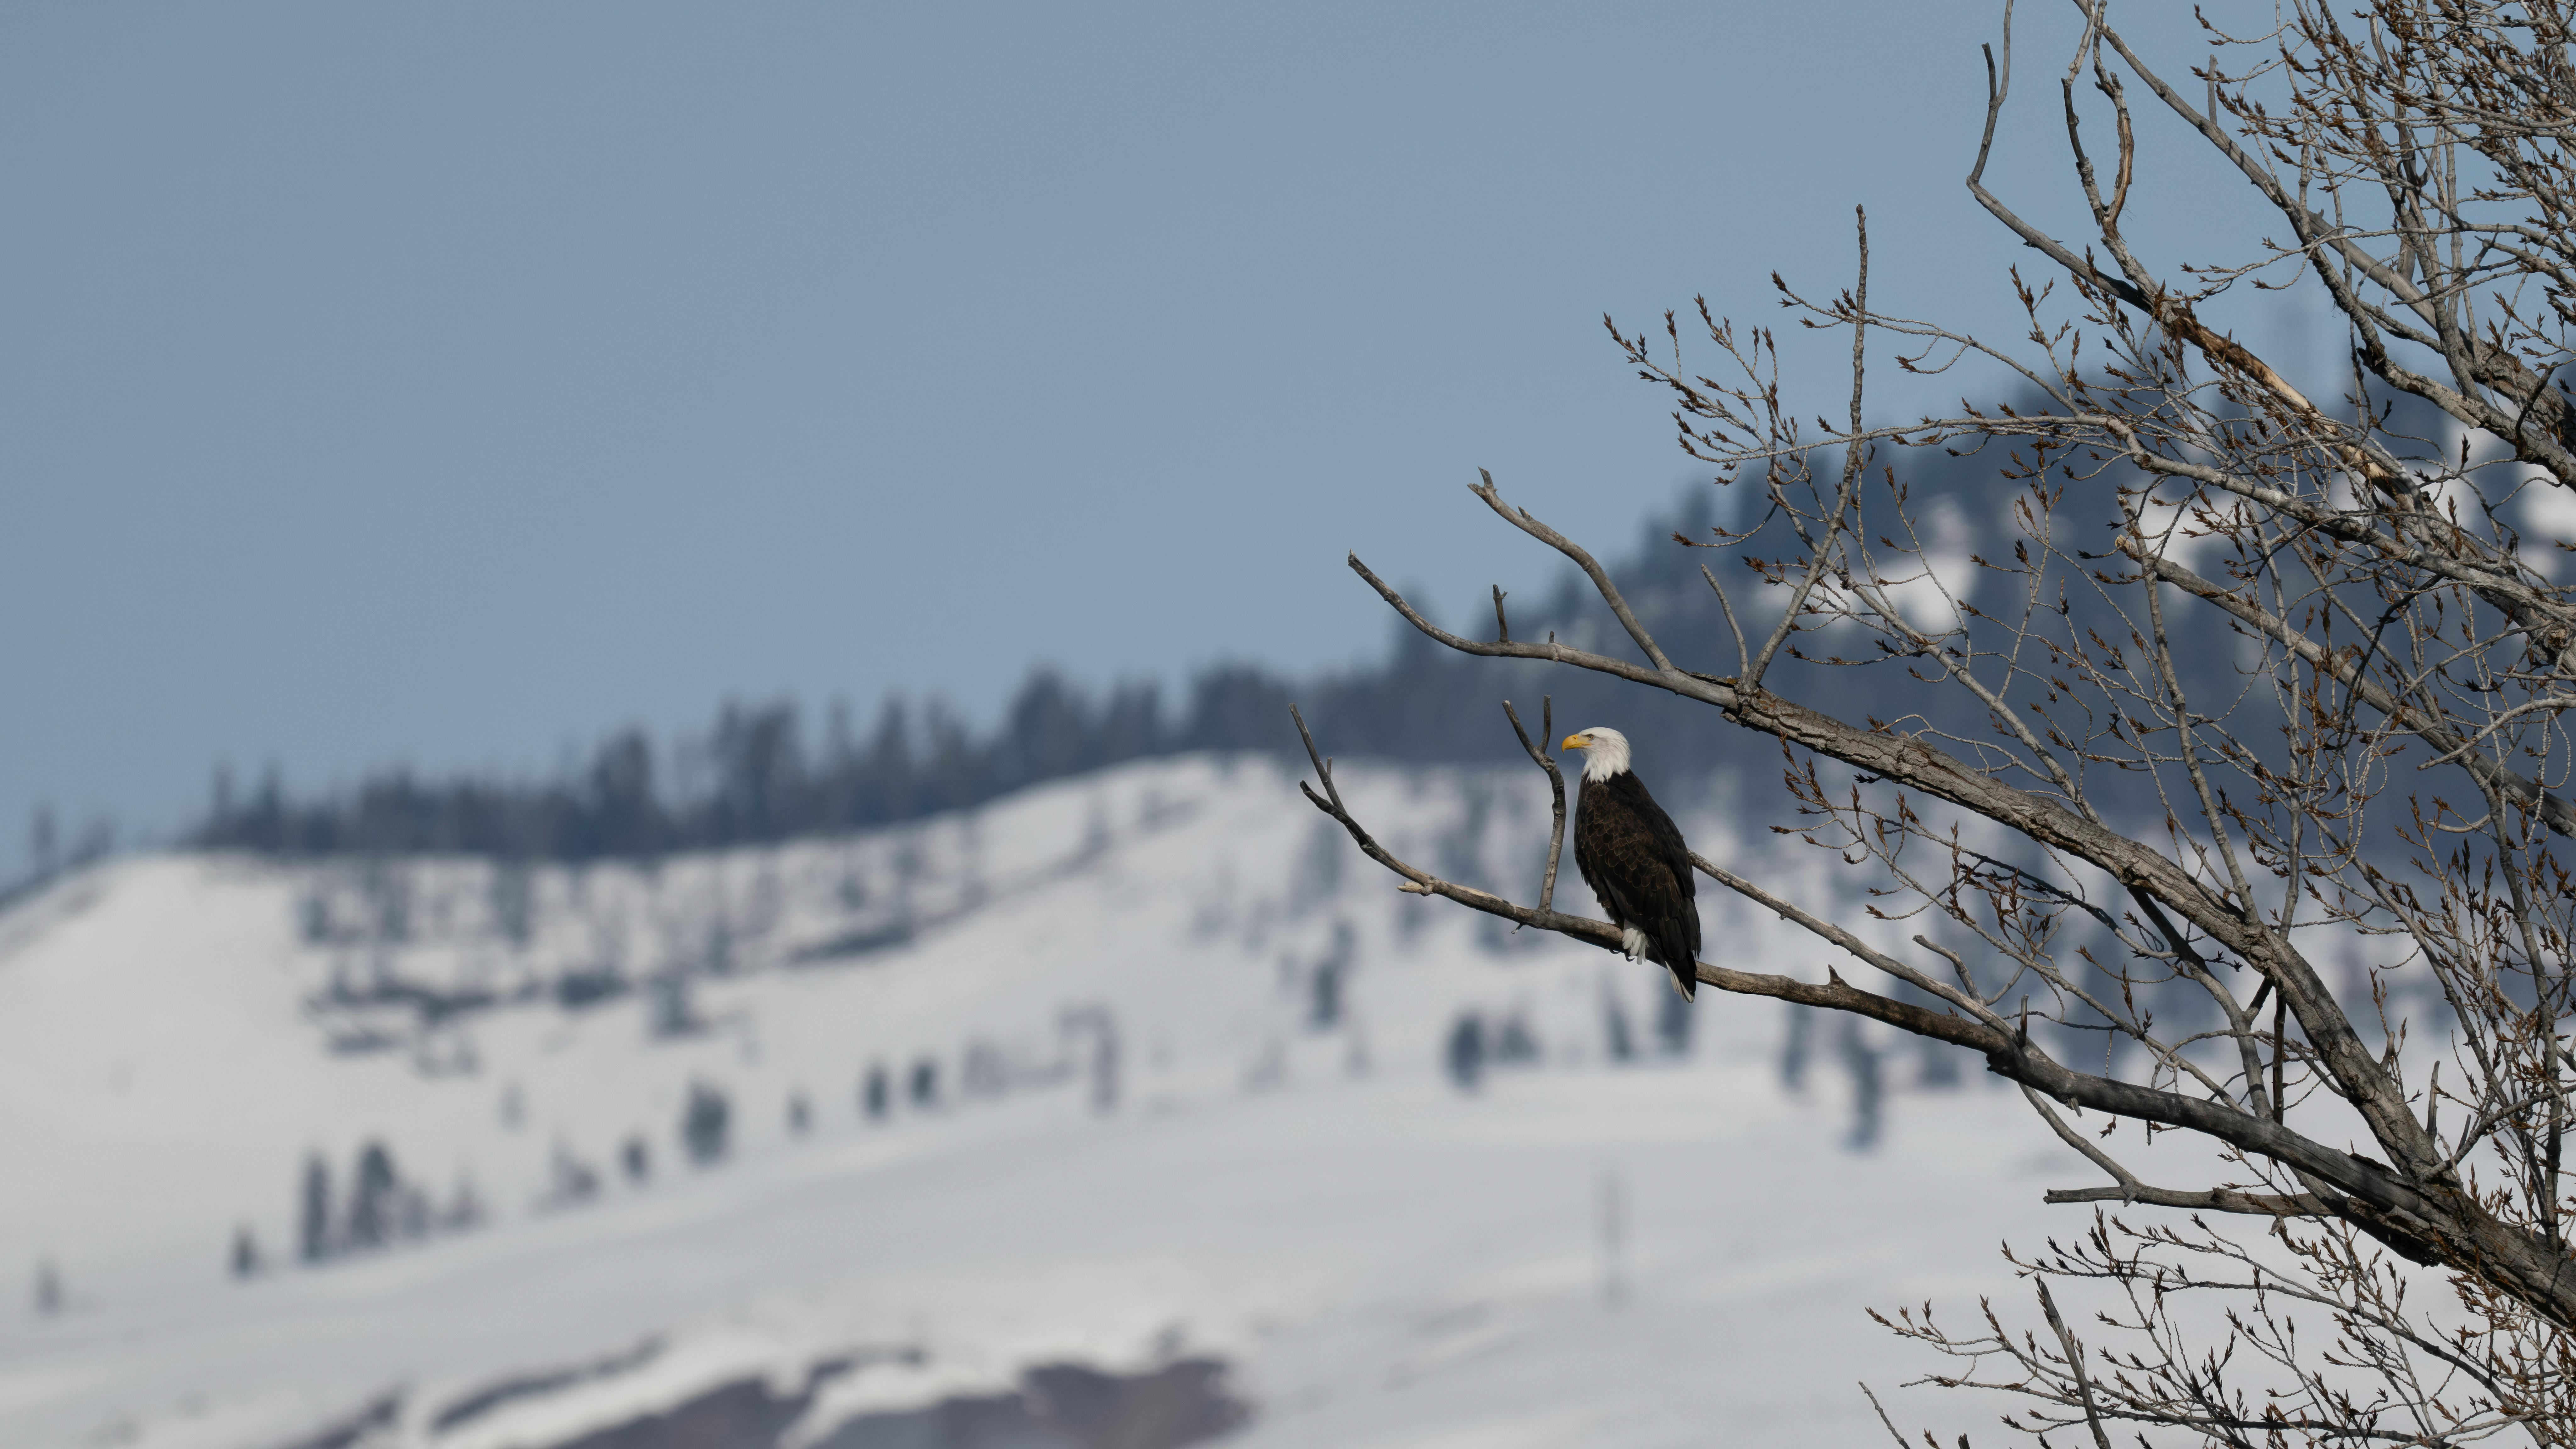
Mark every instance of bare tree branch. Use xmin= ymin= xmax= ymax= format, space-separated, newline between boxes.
xmin=1310 ymin=0 xmax=2576 ymax=1435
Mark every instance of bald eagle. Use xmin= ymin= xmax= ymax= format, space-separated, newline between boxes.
xmin=1561 ymin=727 xmax=1701 ymax=1000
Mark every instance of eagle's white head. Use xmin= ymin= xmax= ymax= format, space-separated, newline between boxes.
xmin=1559 ymin=726 xmax=1632 ymax=782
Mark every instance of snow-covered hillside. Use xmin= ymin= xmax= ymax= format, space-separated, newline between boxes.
xmin=0 ymin=754 xmax=2102 ymax=1449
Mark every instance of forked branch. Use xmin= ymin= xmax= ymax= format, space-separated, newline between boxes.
xmin=1499 ymin=697 xmax=1566 ymax=913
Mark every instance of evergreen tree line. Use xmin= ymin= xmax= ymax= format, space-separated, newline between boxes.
xmin=195 ymin=672 xmax=1274 ymax=859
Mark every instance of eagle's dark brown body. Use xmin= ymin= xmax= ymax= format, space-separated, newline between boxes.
xmin=1572 ymin=765 xmax=1702 ymax=1000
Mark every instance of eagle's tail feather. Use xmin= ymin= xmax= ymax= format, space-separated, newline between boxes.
xmin=1658 ymin=927 xmax=1698 ymax=1002
xmin=1664 ymin=959 xmax=1696 ymax=1001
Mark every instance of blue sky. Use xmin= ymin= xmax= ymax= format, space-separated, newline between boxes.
xmin=0 ymin=2 xmax=2313 ymax=858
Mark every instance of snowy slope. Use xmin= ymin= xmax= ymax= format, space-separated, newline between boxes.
xmin=0 ymin=754 xmax=2113 ymax=1449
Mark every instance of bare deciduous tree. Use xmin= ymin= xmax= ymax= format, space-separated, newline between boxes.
xmin=1296 ymin=1 xmax=2576 ymax=1441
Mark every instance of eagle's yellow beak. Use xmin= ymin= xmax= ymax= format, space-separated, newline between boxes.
xmin=1560 ymin=733 xmax=1587 ymax=752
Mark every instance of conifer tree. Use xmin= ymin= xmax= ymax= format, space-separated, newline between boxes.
xmin=297 ymin=1153 xmax=331 ymax=1263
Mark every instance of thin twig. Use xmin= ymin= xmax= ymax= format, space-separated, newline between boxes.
xmin=1858 ymin=1382 xmax=1910 ymax=1447
xmin=2036 ymin=1278 xmax=2116 ymax=1449
xmin=1502 ymin=697 xmax=1567 ymax=913
xmin=1701 ymin=563 xmax=1751 ymax=678
xmin=1744 ymin=207 xmax=1869 ymax=691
